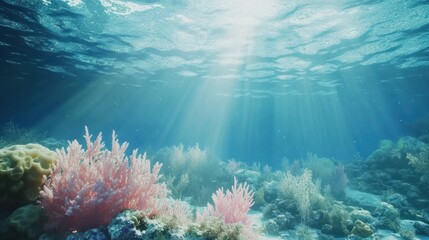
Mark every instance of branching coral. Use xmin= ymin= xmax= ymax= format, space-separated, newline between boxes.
xmin=407 ymin=148 xmax=429 ymax=174
xmin=39 ymin=127 xmax=168 ymax=232
xmin=196 ymin=177 xmax=256 ymax=239
xmin=280 ymin=169 xmax=323 ymax=223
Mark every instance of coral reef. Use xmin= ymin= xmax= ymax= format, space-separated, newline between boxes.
xmin=3 ymin=127 xmax=429 ymax=240
xmin=343 ymin=136 xmax=429 ymax=238
xmin=348 ymin=137 xmax=429 ymax=209
xmin=40 ymin=177 xmax=257 ymax=240
xmin=36 ymin=128 xmax=258 ymax=239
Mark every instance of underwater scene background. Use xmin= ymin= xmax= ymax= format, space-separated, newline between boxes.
xmin=0 ymin=0 xmax=428 ymax=239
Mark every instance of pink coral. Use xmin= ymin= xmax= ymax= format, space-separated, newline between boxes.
xmin=197 ymin=177 xmax=256 ymax=238
xmin=39 ymin=127 xmax=167 ymax=231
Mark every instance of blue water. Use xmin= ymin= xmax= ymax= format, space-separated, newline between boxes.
xmin=0 ymin=0 xmax=428 ymax=168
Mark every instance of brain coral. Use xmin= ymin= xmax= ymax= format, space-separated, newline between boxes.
xmin=0 ymin=144 xmax=56 ymax=208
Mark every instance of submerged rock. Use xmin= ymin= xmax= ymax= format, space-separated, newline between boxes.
xmin=107 ymin=210 xmax=188 ymax=240
xmin=374 ymin=202 xmax=400 ymax=232
xmin=344 ymin=188 xmax=382 ymax=211
xmin=386 ymin=193 xmax=409 ymax=210
xmin=414 ymin=221 xmax=429 ymax=236
xmin=350 ymin=209 xmax=374 ymax=225
xmin=234 ymin=169 xmax=261 ymax=186
xmin=418 ymin=174 xmax=429 ymax=195
xmin=0 ymin=204 xmax=45 ymax=240
xmin=108 ymin=210 xmax=145 ymax=240
xmin=265 ymin=219 xmax=279 ymax=235
xmin=351 ymin=220 xmax=373 ymax=238
xmin=66 ymin=227 xmax=108 ymax=240
xmin=321 ymin=224 xmax=333 ymax=235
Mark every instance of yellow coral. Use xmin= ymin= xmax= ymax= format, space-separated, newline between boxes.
xmin=0 ymin=144 xmax=56 ymax=208
xmin=352 ymin=220 xmax=373 ymax=238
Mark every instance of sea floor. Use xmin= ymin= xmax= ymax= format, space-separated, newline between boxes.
xmin=2 ymin=131 xmax=429 ymax=240
xmin=251 ymin=209 xmax=429 ymax=240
